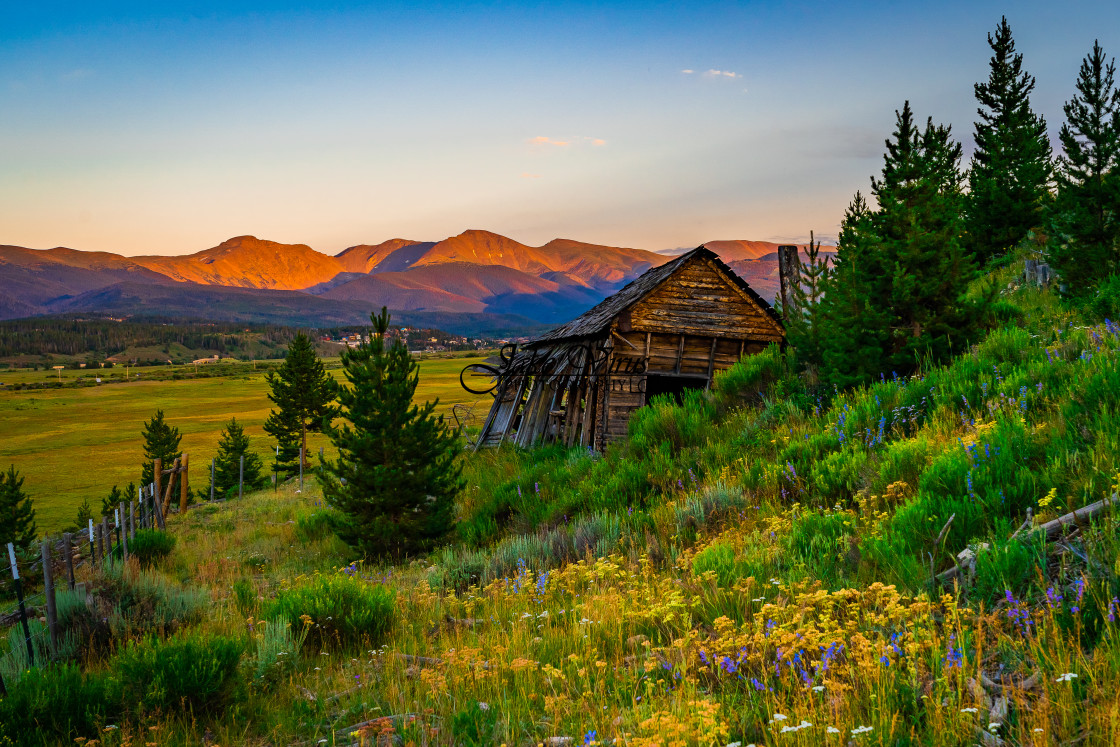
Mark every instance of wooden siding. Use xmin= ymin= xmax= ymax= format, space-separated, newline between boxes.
xmin=627 ymin=256 xmax=783 ymax=341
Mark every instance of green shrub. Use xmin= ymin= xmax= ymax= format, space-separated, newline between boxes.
xmin=114 ymin=629 xmax=245 ymax=713
xmin=269 ymin=573 xmax=395 ymax=649
xmin=233 ymin=577 xmax=257 ymax=613
xmin=0 ymin=663 xmax=117 ymax=745
xmin=251 ymin=615 xmax=309 ymax=686
xmin=692 ymin=541 xmax=737 ymax=586
xmin=295 ymin=508 xmax=340 ymax=542
xmin=128 ymin=529 xmax=176 ymax=566
xmin=972 ymin=534 xmax=1046 ymax=608
xmin=88 ymin=563 xmax=208 ymax=642
xmin=1090 ymin=274 xmax=1120 ymax=320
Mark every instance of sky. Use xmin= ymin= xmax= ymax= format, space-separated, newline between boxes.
xmin=1 ymin=1 xmax=1119 ymax=257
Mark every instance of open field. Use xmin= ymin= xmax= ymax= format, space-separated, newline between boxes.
xmin=0 ymin=355 xmax=492 ymax=534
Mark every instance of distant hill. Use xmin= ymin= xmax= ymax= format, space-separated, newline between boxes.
xmin=0 ymin=230 xmax=829 ymax=333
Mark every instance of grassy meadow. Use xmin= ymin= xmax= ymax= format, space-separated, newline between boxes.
xmin=2 ymin=254 xmax=1120 ymax=746
xmin=0 ymin=355 xmax=492 ymax=533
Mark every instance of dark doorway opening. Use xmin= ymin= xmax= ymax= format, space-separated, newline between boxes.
xmin=644 ymin=374 xmax=706 ymax=406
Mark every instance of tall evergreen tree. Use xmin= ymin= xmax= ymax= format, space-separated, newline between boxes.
xmin=872 ymin=102 xmax=980 ymax=375
xmin=0 ymin=465 xmax=37 ymax=550
xmin=1048 ymin=40 xmax=1120 ymax=295
xmin=264 ymin=333 xmax=338 ymax=478
xmin=211 ymin=418 xmax=265 ymax=498
xmin=785 ymin=231 xmax=832 ymax=374
xmin=820 ymin=104 xmax=984 ymax=388
xmin=320 ymin=307 xmax=464 ymax=559
xmin=966 ymin=16 xmax=1053 ymax=264
xmin=100 ymin=485 xmax=123 ymax=519
xmin=819 ymin=192 xmax=892 ymax=388
xmin=139 ymin=409 xmax=182 ymax=491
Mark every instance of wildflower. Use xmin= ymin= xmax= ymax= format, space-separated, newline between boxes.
xmin=812 ymin=686 xmax=825 ymax=693
xmin=851 ymin=725 xmax=873 ymax=735
xmin=879 ymin=655 xmax=890 ymax=667
xmin=583 ymin=729 xmax=597 ymax=746
xmin=771 ymin=714 xmax=788 ymax=722
xmin=988 ymin=723 xmax=1001 ymax=732
xmin=1108 ymin=597 xmax=1118 ymax=623
xmin=1055 ymin=672 xmax=1077 ymax=682
xmin=479 ymin=702 xmax=490 ymax=710
xmin=826 ymin=727 xmax=841 ymax=734
xmin=750 ymin=678 xmax=766 ymax=691
xmin=960 ymin=708 xmax=978 ymax=714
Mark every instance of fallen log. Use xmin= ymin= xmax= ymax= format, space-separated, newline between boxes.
xmin=938 ymin=493 xmax=1117 ymax=584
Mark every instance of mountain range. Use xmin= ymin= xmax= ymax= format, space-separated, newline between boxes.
xmin=0 ymin=231 xmax=832 ymax=336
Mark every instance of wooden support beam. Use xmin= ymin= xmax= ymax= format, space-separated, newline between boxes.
xmin=705 ymin=337 xmax=718 ymax=390
xmin=473 ymin=376 xmax=511 ymax=452
xmin=497 ymin=376 xmax=529 ymax=449
xmin=674 ymin=335 xmax=685 ymax=375
xmin=611 ymin=330 xmax=639 ymax=350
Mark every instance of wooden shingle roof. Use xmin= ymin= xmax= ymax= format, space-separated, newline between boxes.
xmin=525 ymin=246 xmax=782 ymax=347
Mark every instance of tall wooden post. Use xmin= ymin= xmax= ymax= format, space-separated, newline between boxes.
xmin=129 ymin=499 xmax=136 ymax=540
xmin=62 ymin=533 xmax=75 ymax=590
xmin=41 ymin=540 xmax=58 ymax=653
xmin=179 ymin=453 xmax=190 ymax=514
xmin=238 ymin=454 xmax=244 ymax=500
xmin=153 ymin=457 xmax=162 ymax=515
xmin=118 ymin=502 xmax=128 ymax=562
xmin=777 ymin=245 xmax=801 ymax=323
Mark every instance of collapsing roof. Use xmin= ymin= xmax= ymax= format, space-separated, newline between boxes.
xmin=464 ymin=246 xmax=785 ymax=451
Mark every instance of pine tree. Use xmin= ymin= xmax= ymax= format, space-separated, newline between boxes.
xmin=818 ymin=191 xmax=892 ymax=388
xmin=74 ymin=497 xmax=94 ymax=529
xmin=872 ymin=102 xmax=980 ymax=375
xmin=264 ymin=333 xmax=337 ymax=479
xmin=966 ymin=16 xmax=1053 ymax=264
xmin=100 ymin=485 xmax=123 ymax=518
xmin=820 ymin=104 xmax=984 ymax=388
xmin=1048 ymin=40 xmax=1120 ymax=295
xmin=320 ymin=307 xmax=464 ymax=559
xmin=139 ymin=409 xmax=182 ymax=492
xmin=785 ymin=231 xmax=832 ymax=374
xmin=0 ymin=465 xmax=37 ymax=550
xmin=211 ymin=417 xmax=265 ymax=498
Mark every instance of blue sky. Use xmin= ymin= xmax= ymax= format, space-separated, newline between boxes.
xmin=2 ymin=1 xmax=1118 ymax=256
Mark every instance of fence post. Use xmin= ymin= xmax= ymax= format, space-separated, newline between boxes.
xmin=239 ymin=454 xmax=244 ymax=500
xmin=94 ymin=521 xmax=103 ymax=563
xmin=179 ymin=453 xmax=190 ymax=514
xmin=101 ymin=517 xmax=111 ymax=562
xmin=88 ymin=519 xmax=96 ymax=565
xmin=8 ymin=543 xmax=35 ymax=668
xmin=211 ymin=458 xmax=216 ymax=501
xmin=130 ymin=499 xmax=136 ymax=541
xmin=41 ymin=540 xmax=58 ymax=654
xmin=119 ymin=502 xmax=128 ymax=562
xmin=153 ymin=458 xmax=162 ymax=517
xmin=153 ymin=483 xmax=166 ymax=530
xmin=62 ymin=533 xmax=75 ymax=590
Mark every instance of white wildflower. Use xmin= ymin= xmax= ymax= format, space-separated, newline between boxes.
xmin=826 ymin=727 xmax=841 ymax=734
xmin=960 ymin=707 xmax=978 ymax=713
xmin=771 ymin=713 xmax=788 ymax=721
xmin=1055 ymin=672 xmax=1078 ymax=682
xmin=850 ymin=725 xmax=873 ymax=736
xmin=478 ymin=702 xmax=490 ymax=711
xmin=812 ymin=685 xmax=825 ymax=692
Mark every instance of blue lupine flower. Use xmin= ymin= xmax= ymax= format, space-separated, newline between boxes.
xmin=584 ymin=729 xmax=597 ymax=745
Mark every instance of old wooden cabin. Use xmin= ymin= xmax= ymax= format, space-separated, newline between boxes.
xmin=468 ymin=246 xmax=785 ymax=451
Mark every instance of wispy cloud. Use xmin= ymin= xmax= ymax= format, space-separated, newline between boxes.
xmin=528 ymin=136 xmax=571 ymax=147
xmin=520 ymin=172 xmax=542 ymax=179
xmin=527 ymin=135 xmax=605 ymax=148
xmin=681 ymin=69 xmax=695 ymax=74
xmin=703 ymin=69 xmax=740 ymax=78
